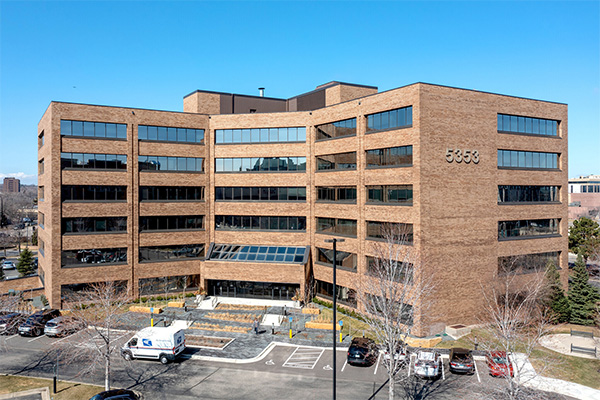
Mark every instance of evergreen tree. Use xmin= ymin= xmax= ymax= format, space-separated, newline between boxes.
xmin=16 ymin=247 xmax=35 ymax=277
xmin=544 ymin=260 xmax=570 ymax=323
xmin=568 ymin=253 xmax=600 ymax=325
xmin=569 ymin=217 xmax=600 ymax=261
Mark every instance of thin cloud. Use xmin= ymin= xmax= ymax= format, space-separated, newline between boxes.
xmin=0 ymin=172 xmax=37 ymax=185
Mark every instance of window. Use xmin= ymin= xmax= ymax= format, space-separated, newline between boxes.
xmin=366 ymin=256 xmax=413 ymax=283
xmin=215 ymin=157 xmax=306 ymax=173
xmin=316 ymin=217 xmax=357 ymax=237
xmin=38 ymin=186 xmax=44 ymax=202
xmin=38 ymin=131 xmax=44 ymax=148
xmin=315 ymin=247 xmax=357 ymax=271
xmin=62 ymin=185 xmax=127 ymax=202
xmin=366 ymin=145 xmax=412 ymax=168
xmin=61 ymin=248 xmax=127 ymax=267
xmin=62 ymin=217 xmax=127 ymax=234
xmin=215 ymin=126 xmax=306 ymax=144
xmin=315 ymin=280 xmax=356 ymax=307
xmin=316 ymin=118 xmax=357 ymax=141
xmin=498 ymin=251 xmax=560 ymax=275
xmin=138 ymin=125 xmax=204 ymax=144
xmin=215 ymin=215 xmax=306 ymax=231
xmin=367 ymin=106 xmax=412 ymax=133
xmin=215 ymin=186 xmax=307 ymax=202
xmin=366 ymin=221 xmax=413 ymax=244
xmin=316 ymin=152 xmax=356 ymax=171
xmin=498 ymin=219 xmax=560 ymax=240
xmin=139 ymin=156 xmax=204 ymax=172
xmin=367 ymin=185 xmax=413 ymax=205
xmin=316 ymin=187 xmax=357 ymax=203
xmin=497 ymin=150 xmax=559 ymax=170
xmin=140 ymin=186 xmax=204 ymax=201
xmin=38 ymin=159 xmax=44 ymax=175
xmin=139 ymin=275 xmax=201 ymax=296
xmin=498 ymin=186 xmax=560 ymax=203
xmin=39 ymin=239 xmax=45 ymax=257
xmin=497 ymin=114 xmax=558 ymax=137
xmin=139 ymin=215 xmax=204 ymax=231
xmin=61 ymin=153 xmax=127 ymax=170
xmin=139 ymin=244 xmax=205 ymax=263
xmin=39 ymin=212 xmax=45 ymax=229
xmin=61 ymin=120 xmax=127 ymax=139
xmin=207 ymin=244 xmax=308 ymax=264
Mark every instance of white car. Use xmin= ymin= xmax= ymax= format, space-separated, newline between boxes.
xmin=2 ymin=260 xmax=16 ymax=270
xmin=414 ymin=350 xmax=442 ymax=378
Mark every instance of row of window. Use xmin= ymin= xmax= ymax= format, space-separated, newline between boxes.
xmin=215 ymin=186 xmax=307 ymax=202
xmin=497 ymin=150 xmax=558 ymax=170
xmin=62 ymin=185 xmax=127 ymax=202
xmin=316 ymin=217 xmax=357 ymax=237
xmin=316 ymin=247 xmax=357 ymax=271
xmin=62 ymin=248 xmax=127 ymax=267
xmin=366 ymin=145 xmax=413 ymax=168
xmin=581 ymin=185 xmax=600 ymax=193
xmin=215 ymin=215 xmax=307 ymax=231
xmin=315 ymin=280 xmax=356 ymax=307
xmin=316 ymin=187 xmax=357 ymax=203
xmin=61 ymin=120 xmax=127 ymax=139
xmin=138 ymin=125 xmax=204 ymax=144
xmin=498 ymin=218 xmax=560 ymax=239
xmin=215 ymin=157 xmax=306 ymax=173
xmin=207 ymin=244 xmax=308 ymax=264
xmin=215 ymin=127 xmax=306 ymax=144
xmin=367 ymin=106 xmax=413 ymax=133
xmin=498 ymin=185 xmax=559 ymax=203
xmin=366 ymin=221 xmax=414 ymax=244
xmin=139 ymin=244 xmax=206 ymax=262
xmin=139 ymin=215 xmax=204 ymax=231
xmin=497 ymin=114 xmax=558 ymax=137
xmin=139 ymin=156 xmax=204 ymax=172
xmin=367 ymin=185 xmax=413 ymax=204
xmin=63 ymin=217 xmax=127 ymax=234
xmin=316 ymin=118 xmax=357 ymax=141
xmin=498 ymin=251 xmax=559 ymax=275
xmin=61 ymin=153 xmax=127 ymax=170
xmin=140 ymin=186 xmax=204 ymax=201
xmin=366 ymin=256 xmax=413 ymax=283
xmin=317 ymin=152 xmax=357 ymax=171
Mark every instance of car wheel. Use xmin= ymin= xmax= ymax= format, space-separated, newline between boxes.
xmin=33 ymin=328 xmax=41 ymax=337
xmin=122 ymin=351 xmax=133 ymax=361
xmin=159 ymin=354 xmax=169 ymax=365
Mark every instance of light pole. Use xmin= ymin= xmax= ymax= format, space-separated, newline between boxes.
xmin=325 ymin=237 xmax=344 ymax=400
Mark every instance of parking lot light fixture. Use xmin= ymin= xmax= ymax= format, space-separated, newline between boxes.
xmin=324 ymin=237 xmax=344 ymax=400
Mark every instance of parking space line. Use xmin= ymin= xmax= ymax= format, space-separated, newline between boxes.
xmin=341 ymin=359 xmax=347 ymax=372
xmin=282 ymin=346 xmax=301 ymax=365
xmin=373 ymin=352 xmax=381 ymax=375
xmin=4 ymin=334 xmax=18 ymax=340
xmin=474 ymin=360 xmax=481 ymax=383
xmin=407 ymin=353 xmax=414 ymax=377
xmin=441 ymin=359 xmax=445 ymax=380
xmin=282 ymin=346 xmax=324 ymax=369
xmin=51 ymin=333 xmax=76 ymax=344
xmin=27 ymin=335 xmax=46 ymax=343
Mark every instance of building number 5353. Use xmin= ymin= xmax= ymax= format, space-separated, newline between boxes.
xmin=446 ymin=148 xmax=480 ymax=164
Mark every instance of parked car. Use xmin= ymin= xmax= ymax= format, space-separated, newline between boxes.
xmin=0 ymin=313 xmax=26 ymax=335
xmin=414 ymin=350 xmax=442 ymax=378
xmin=347 ymin=337 xmax=378 ymax=366
xmin=44 ymin=316 xmax=84 ymax=337
xmin=2 ymin=260 xmax=16 ymax=270
xmin=89 ymin=389 xmax=140 ymax=400
xmin=486 ymin=351 xmax=514 ymax=377
xmin=449 ymin=347 xmax=474 ymax=374
xmin=382 ymin=341 xmax=407 ymax=363
xmin=18 ymin=309 xmax=60 ymax=336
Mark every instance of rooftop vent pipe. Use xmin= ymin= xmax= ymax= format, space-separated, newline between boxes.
xmin=258 ymin=87 xmax=265 ymax=97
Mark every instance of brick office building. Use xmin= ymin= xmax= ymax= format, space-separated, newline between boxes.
xmin=3 ymin=177 xmax=21 ymax=193
xmin=36 ymin=82 xmax=568 ymax=336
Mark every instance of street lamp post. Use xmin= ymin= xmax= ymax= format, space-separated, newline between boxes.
xmin=325 ymin=237 xmax=344 ymax=400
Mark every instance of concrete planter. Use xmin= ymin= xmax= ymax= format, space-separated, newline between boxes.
xmin=129 ymin=306 xmax=163 ymax=314
xmin=305 ymin=321 xmax=341 ymax=330
xmin=302 ymin=308 xmax=320 ymax=315
xmin=167 ymin=301 xmax=185 ymax=308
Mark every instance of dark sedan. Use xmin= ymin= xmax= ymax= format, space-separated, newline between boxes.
xmin=449 ymin=347 xmax=475 ymax=374
xmin=347 ymin=337 xmax=378 ymax=366
xmin=89 ymin=389 xmax=140 ymax=400
xmin=18 ymin=309 xmax=60 ymax=337
xmin=0 ymin=313 xmax=26 ymax=335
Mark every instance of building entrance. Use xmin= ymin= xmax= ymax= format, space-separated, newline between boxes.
xmin=207 ymin=279 xmax=300 ymax=301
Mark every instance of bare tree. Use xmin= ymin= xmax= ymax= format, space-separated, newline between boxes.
xmin=354 ymin=223 xmax=434 ymax=400
xmin=477 ymin=261 xmax=555 ymax=400
xmin=60 ymin=281 xmax=132 ymax=391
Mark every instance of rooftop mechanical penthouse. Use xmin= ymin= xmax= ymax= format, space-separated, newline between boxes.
xmin=36 ymin=81 xmax=568 ymax=336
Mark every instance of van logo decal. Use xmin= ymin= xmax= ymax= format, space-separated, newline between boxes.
xmin=177 ymin=336 xmax=182 ymax=344
xmin=142 ymin=339 xmax=152 ymax=347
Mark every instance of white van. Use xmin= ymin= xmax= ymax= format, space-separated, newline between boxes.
xmin=121 ymin=326 xmax=185 ymax=364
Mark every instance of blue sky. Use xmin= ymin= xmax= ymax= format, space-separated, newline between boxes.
xmin=1 ymin=1 xmax=598 ymax=184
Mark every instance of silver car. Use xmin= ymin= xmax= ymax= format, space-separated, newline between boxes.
xmin=414 ymin=350 xmax=442 ymax=378
xmin=44 ymin=316 xmax=83 ymax=337
xmin=2 ymin=260 xmax=16 ymax=270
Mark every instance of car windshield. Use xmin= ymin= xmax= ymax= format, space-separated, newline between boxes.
xmin=492 ymin=357 xmax=507 ymax=364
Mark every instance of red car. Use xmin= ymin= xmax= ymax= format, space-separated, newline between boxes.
xmin=486 ymin=351 xmax=514 ymax=377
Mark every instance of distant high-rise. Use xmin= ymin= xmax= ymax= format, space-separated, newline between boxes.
xmin=2 ymin=177 xmax=20 ymax=193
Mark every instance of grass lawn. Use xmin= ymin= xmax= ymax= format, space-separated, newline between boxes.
xmin=0 ymin=374 xmax=104 ymax=399
xmin=318 ymin=308 xmax=376 ymax=339
xmin=434 ymin=328 xmax=600 ymax=390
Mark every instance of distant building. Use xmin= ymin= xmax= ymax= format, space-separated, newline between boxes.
xmin=2 ymin=177 xmax=20 ymax=193
xmin=568 ymin=175 xmax=600 ymax=223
